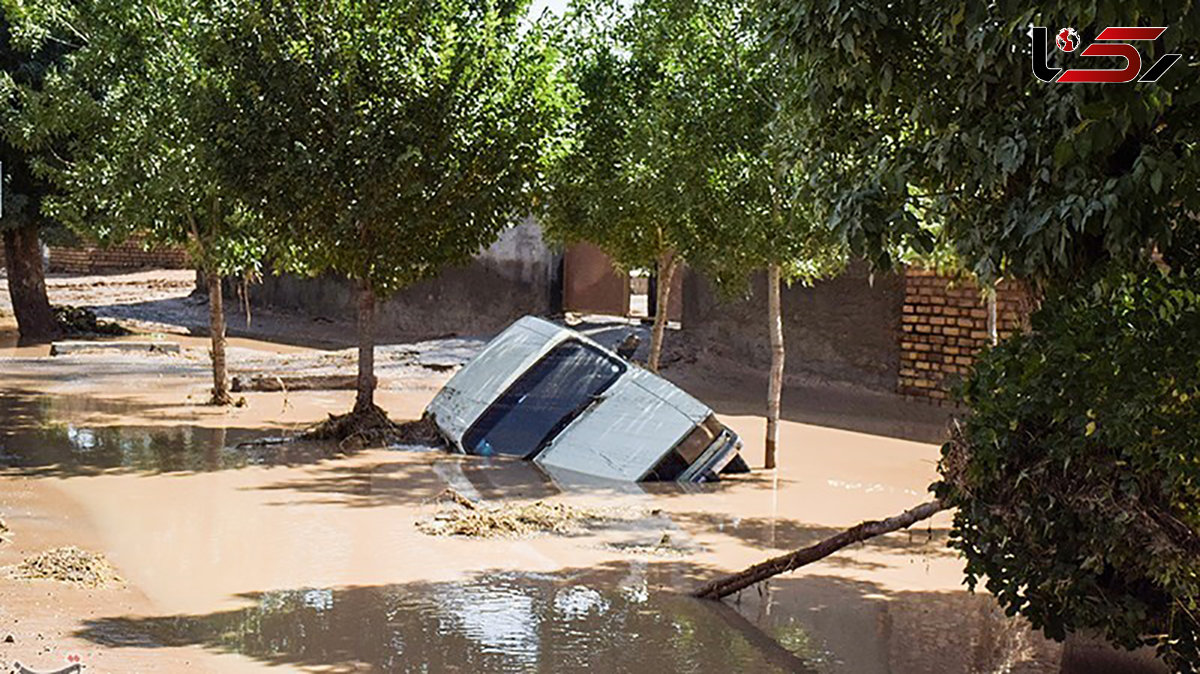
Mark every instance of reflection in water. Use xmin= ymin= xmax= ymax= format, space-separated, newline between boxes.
xmin=0 ymin=395 xmax=333 ymax=473
xmin=736 ymin=577 xmax=1064 ymax=674
xmin=78 ymin=574 xmax=815 ymax=673
xmin=0 ymin=423 xmax=302 ymax=472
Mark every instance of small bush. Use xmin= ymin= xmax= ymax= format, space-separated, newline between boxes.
xmin=935 ymin=267 xmax=1200 ymax=670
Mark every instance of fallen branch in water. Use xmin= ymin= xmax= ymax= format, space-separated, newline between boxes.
xmin=691 ymin=499 xmax=946 ymax=600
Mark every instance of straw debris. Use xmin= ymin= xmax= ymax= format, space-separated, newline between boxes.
xmin=6 ymin=546 xmax=122 ymax=588
xmin=304 ymin=405 xmax=446 ymax=448
xmin=418 ymin=489 xmax=628 ymax=538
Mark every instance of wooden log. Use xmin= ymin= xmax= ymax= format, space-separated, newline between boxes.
xmin=692 ymin=499 xmax=946 ymax=600
xmin=230 ymin=374 xmax=357 ymax=392
xmin=49 ymin=341 xmax=180 ymax=356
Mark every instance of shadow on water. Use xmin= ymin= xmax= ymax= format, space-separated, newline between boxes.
xmin=75 ymin=569 xmax=819 ymax=673
xmin=0 ymin=392 xmax=343 ymax=476
xmin=72 ymin=562 xmax=1089 ymax=673
xmin=666 ymin=510 xmax=959 ymax=559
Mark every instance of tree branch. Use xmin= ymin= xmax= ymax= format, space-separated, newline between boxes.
xmin=691 ymin=499 xmax=947 ymax=600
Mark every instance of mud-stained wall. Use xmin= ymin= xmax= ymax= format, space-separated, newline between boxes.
xmin=250 ymin=218 xmax=560 ymax=338
xmin=682 ymin=262 xmax=905 ymax=391
xmin=563 ymin=242 xmax=630 ymax=316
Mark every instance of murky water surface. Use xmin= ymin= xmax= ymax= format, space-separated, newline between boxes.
xmin=0 ymin=393 xmax=1072 ymax=673
xmin=0 ymin=418 xmax=324 ymax=473
xmin=79 ymin=573 xmax=817 ymax=673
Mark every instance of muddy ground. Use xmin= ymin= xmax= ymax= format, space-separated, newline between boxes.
xmin=0 ymin=269 xmax=1143 ymax=673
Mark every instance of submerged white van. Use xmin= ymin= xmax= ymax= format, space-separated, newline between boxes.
xmin=425 ymin=316 xmax=748 ymax=483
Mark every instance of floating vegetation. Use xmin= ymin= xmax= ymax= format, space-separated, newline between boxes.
xmin=304 ymin=406 xmax=445 ymax=448
xmin=417 ymin=489 xmax=630 ymax=538
xmin=6 ymin=546 xmax=122 ymax=588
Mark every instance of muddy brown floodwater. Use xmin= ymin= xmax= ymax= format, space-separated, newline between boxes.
xmin=0 ymin=388 xmax=1066 ymax=672
xmin=0 ymin=275 xmax=1087 ymax=672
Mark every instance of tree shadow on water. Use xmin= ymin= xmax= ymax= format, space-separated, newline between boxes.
xmin=0 ymin=390 xmax=345 ymax=477
xmin=73 ymin=562 xmax=819 ymax=673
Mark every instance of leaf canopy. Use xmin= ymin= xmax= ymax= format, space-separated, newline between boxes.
xmin=763 ymin=0 xmax=1200 ymax=284
xmin=198 ymin=0 xmax=572 ymax=296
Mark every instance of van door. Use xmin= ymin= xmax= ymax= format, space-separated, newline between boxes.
xmin=533 ymin=377 xmax=696 ymax=481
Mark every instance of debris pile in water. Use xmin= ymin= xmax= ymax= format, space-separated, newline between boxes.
xmin=7 ymin=546 xmax=122 ymax=588
xmin=604 ymin=532 xmax=693 ymax=557
xmin=53 ymin=305 xmax=129 ymax=336
xmin=305 ymin=406 xmax=446 ymax=448
xmin=418 ymin=489 xmax=626 ymax=538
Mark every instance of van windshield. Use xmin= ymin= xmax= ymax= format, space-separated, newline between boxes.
xmin=463 ymin=340 xmax=625 ymax=458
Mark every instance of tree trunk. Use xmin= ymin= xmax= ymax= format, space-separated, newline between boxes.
xmin=2 ymin=221 xmax=57 ymax=340
xmin=206 ymin=270 xmax=232 ymax=405
xmin=765 ymin=263 xmax=785 ymax=470
xmin=647 ymin=251 xmax=678 ymax=373
xmin=692 ymin=499 xmax=946 ymax=600
xmin=354 ymin=281 xmax=377 ymax=414
xmin=986 ymin=290 xmax=999 ymax=346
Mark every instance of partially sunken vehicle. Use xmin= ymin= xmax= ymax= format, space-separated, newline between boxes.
xmin=426 ymin=316 xmax=748 ymax=482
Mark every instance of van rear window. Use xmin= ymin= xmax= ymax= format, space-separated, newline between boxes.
xmin=463 ymin=340 xmax=624 ymax=458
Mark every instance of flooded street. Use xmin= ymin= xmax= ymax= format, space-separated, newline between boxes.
xmin=0 ymin=372 xmax=1064 ymax=672
xmin=0 ymin=274 xmax=1073 ymax=673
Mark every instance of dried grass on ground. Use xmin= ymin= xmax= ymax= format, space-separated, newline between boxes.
xmin=418 ymin=489 xmax=633 ymax=538
xmin=6 ymin=546 xmax=122 ymax=588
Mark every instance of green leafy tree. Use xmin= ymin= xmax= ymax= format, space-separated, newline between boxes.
xmin=5 ymin=0 xmax=265 ymax=404
xmin=665 ymin=0 xmax=845 ymax=468
xmin=762 ymin=0 xmax=1198 ymax=283
xmin=546 ymin=0 xmax=844 ymax=465
xmin=0 ymin=8 xmax=64 ymax=340
xmin=542 ymin=0 xmax=730 ymax=372
xmin=762 ymin=0 xmax=1200 ymax=662
xmin=936 ymin=263 xmax=1200 ymax=669
xmin=199 ymin=0 xmax=570 ymax=419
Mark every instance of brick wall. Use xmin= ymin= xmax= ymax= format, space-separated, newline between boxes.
xmin=899 ymin=268 xmax=1029 ymax=403
xmin=48 ymin=240 xmax=190 ymax=274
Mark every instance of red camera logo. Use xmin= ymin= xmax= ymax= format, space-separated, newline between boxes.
xmin=1032 ymin=26 xmax=1182 ymax=83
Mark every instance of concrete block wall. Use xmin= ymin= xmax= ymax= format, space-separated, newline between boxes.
xmin=899 ymin=269 xmax=1028 ymax=403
